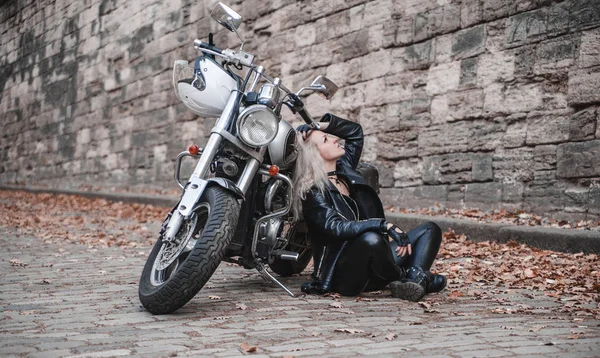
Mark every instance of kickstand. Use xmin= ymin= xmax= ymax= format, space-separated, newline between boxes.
xmin=255 ymin=261 xmax=295 ymax=297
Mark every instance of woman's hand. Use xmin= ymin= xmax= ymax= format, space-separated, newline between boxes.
xmin=386 ymin=223 xmax=412 ymax=257
xmin=297 ymin=122 xmax=329 ymax=140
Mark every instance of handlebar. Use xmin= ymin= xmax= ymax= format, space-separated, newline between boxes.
xmin=193 ymin=39 xmax=223 ymax=55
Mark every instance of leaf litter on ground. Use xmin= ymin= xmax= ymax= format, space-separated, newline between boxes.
xmin=1 ymin=190 xmax=598 ymax=319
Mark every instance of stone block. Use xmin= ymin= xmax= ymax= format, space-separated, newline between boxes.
xmin=568 ymin=68 xmax=600 ymax=106
xmin=451 ymin=25 xmax=485 ymax=59
xmin=413 ymin=4 xmax=461 ymax=42
xmin=377 ymin=130 xmax=418 ymax=160
xmin=460 ymin=0 xmax=482 ymax=28
xmin=425 ymin=61 xmax=460 ymax=95
xmin=569 ymin=0 xmax=600 ymax=31
xmin=546 ymin=1 xmax=570 ymax=36
xmin=430 ymin=95 xmax=449 ymax=124
xmin=361 ymin=49 xmax=392 ymax=81
xmin=477 ymin=51 xmax=515 ymax=86
xmin=505 ymin=8 xmax=546 ymax=47
xmin=471 ymin=153 xmax=493 ymax=181
xmin=533 ymin=144 xmax=557 ymax=171
xmin=589 ymin=187 xmax=600 ymax=215
xmin=468 ymin=119 xmax=506 ymax=151
xmin=399 ymin=112 xmax=431 ymax=130
xmin=597 ymin=111 xmax=600 ymax=138
xmin=526 ymin=111 xmax=571 ymax=145
xmin=563 ymin=185 xmax=589 ymax=213
xmin=450 ymin=89 xmax=484 ymax=120
xmin=483 ymin=82 xmax=543 ymax=116
xmin=410 ymin=87 xmax=431 ymax=114
xmin=534 ymin=35 xmax=579 ymax=74
xmin=422 ymin=153 xmax=472 ymax=184
xmin=570 ymin=107 xmax=597 ymax=141
xmin=460 ymin=57 xmax=477 ymax=87
xmin=502 ymin=182 xmax=524 ymax=202
xmin=385 ymin=71 xmax=414 ymax=102
xmin=417 ymin=121 xmax=468 ymax=156
xmin=434 ymin=33 xmax=452 ymax=63
xmin=523 ymin=180 xmax=566 ymax=212
xmin=404 ymin=39 xmax=434 ymax=70
xmin=493 ymin=147 xmax=535 ymax=182
xmin=464 ymin=182 xmax=502 ymax=205
xmin=557 ymin=140 xmax=600 ymax=178
xmin=393 ymin=158 xmax=423 ymax=187
xmin=578 ymin=28 xmax=600 ymax=69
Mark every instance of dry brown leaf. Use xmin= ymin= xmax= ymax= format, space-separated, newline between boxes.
xmin=208 ymin=295 xmax=221 ymax=300
xmin=41 ymin=278 xmax=53 ymax=284
xmin=448 ymin=291 xmax=464 ymax=299
xmin=385 ymin=333 xmax=397 ymax=341
xmin=240 ymin=342 xmax=257 ymax=353
xmin=9 ymin=259 xmax=28 ymax=267
xmin=329 ymin=301 xmax=344 ymax=308
xmin=236 ymin=303 xmax=248 ymax=310
xmin=334 ymin=328 xmax=365 ymax=334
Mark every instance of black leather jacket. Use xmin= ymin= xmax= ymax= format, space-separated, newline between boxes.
xmin=302 ymin=114 xmax=386 ymax=292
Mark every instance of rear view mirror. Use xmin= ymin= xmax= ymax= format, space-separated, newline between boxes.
xmin=211 ymin=3 xmax=242 ymax=32
xmin=311 ymin=76 xmax=338 ymax=100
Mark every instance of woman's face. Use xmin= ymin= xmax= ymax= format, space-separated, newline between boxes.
xmin=307 ymin=130 xmax=345 ymax=162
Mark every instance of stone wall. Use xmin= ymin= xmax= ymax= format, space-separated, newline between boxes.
xmin=1 ymin=0 xmax=599 ymax=220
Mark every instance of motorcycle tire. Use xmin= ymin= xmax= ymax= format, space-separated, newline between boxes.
xmin=139 ymin=186 xmax=240 ymax=314
xmin=268 ymin=221 xmax=312 ymax=277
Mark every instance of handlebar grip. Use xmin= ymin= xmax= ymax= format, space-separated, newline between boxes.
xmin=193 ymin=39 xmax=223 ymax=54
xmin=298 ymin=107 xmax=319 ymax=129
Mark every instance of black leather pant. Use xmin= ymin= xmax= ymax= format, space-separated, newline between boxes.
xmin=330 ymin=222 xmax=442 ymax=296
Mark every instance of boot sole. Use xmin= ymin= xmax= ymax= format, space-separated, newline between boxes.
xmin=389 ymin=281 xmax=425 ymax=302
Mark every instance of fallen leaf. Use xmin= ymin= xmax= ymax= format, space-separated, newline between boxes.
xmin=236 ymin=303 xmax=248 ymax=310
xmin=418 ymin=302 xmax=432 ymax=309
xmin=208 ymin=295 xmax=221 ymax=300
xmin=385 ymin=333 xmax=397 ymax=341
xmin=329 ymin=301 xmax=344 ymax=308
xmin=334 ymin=328 xmax=365 ymax=334
xmin=240 ymin=342 xmax=257 ymax=353
xmin=41 ymin=278 xmax=53 ymax=284
xmin=9 ymin=259 xmax=28 ymax=267
xmin=448 ymin=291 xmax=464 ymax=299
xmin=20 ymin=310 xmax=36 ymax=315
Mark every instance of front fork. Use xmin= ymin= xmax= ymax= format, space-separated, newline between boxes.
xmin=164 ymin=91 xmax=253 ymax=242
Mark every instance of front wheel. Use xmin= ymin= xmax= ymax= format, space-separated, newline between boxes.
xmin=139 ymin=186 xmax=240 ymax=314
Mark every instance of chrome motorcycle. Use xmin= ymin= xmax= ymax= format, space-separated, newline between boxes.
xmin=138 ymin=3 xmax=338 ymax=314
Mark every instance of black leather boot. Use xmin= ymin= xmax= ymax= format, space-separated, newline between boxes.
xmin=426 ymin=271 xmax=447 ymax=293
xmin=301 ymin=281 xmax=328 ymax=295
xmin=389 ymin=267 xmax=427 ymax=302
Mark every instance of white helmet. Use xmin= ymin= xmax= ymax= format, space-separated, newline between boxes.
xmin=172 ymin=57 xmax=238 ymax=117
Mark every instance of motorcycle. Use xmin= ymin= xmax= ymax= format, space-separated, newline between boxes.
xmin=138 ymin=2 xmax=339 ymax=314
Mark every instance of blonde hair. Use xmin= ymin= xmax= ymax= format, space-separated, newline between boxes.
xmin=291 ymin=131 xmax=329 ymax=220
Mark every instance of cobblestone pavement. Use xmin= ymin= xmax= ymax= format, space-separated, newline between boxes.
xmin=1 ymin=225 xmax=599 ymax=358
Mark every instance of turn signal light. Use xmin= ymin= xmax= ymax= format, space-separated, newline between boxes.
xmin=268 ymin=165 xmax=279 ymax=176
xmin=188 ymin=145 xmax=199 ymax=155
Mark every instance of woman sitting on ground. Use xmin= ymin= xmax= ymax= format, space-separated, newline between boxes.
xmin=293 ymin=113 xmax=446 ymax=301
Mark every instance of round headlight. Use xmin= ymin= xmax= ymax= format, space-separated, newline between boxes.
xmin=237 ymin=105 xmax=279 ymax=147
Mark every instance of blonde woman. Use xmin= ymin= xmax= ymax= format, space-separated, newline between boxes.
xmin=293 ymin=114 xmax=446 ymax=302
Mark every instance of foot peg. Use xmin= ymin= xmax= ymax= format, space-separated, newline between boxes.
xmin=273 ymin=250 xmax=299 ymax=261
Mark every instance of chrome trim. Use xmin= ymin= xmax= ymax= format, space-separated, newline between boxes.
xmin=264 ymin=179 xmax=283 ymax=214
xmin=175 ymin=150 xmax=202 ymax=190
xmin=250 ymin=171 xmax=293 ymax=259
xmin=236 ymin=147 xmax=266 ymax=194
